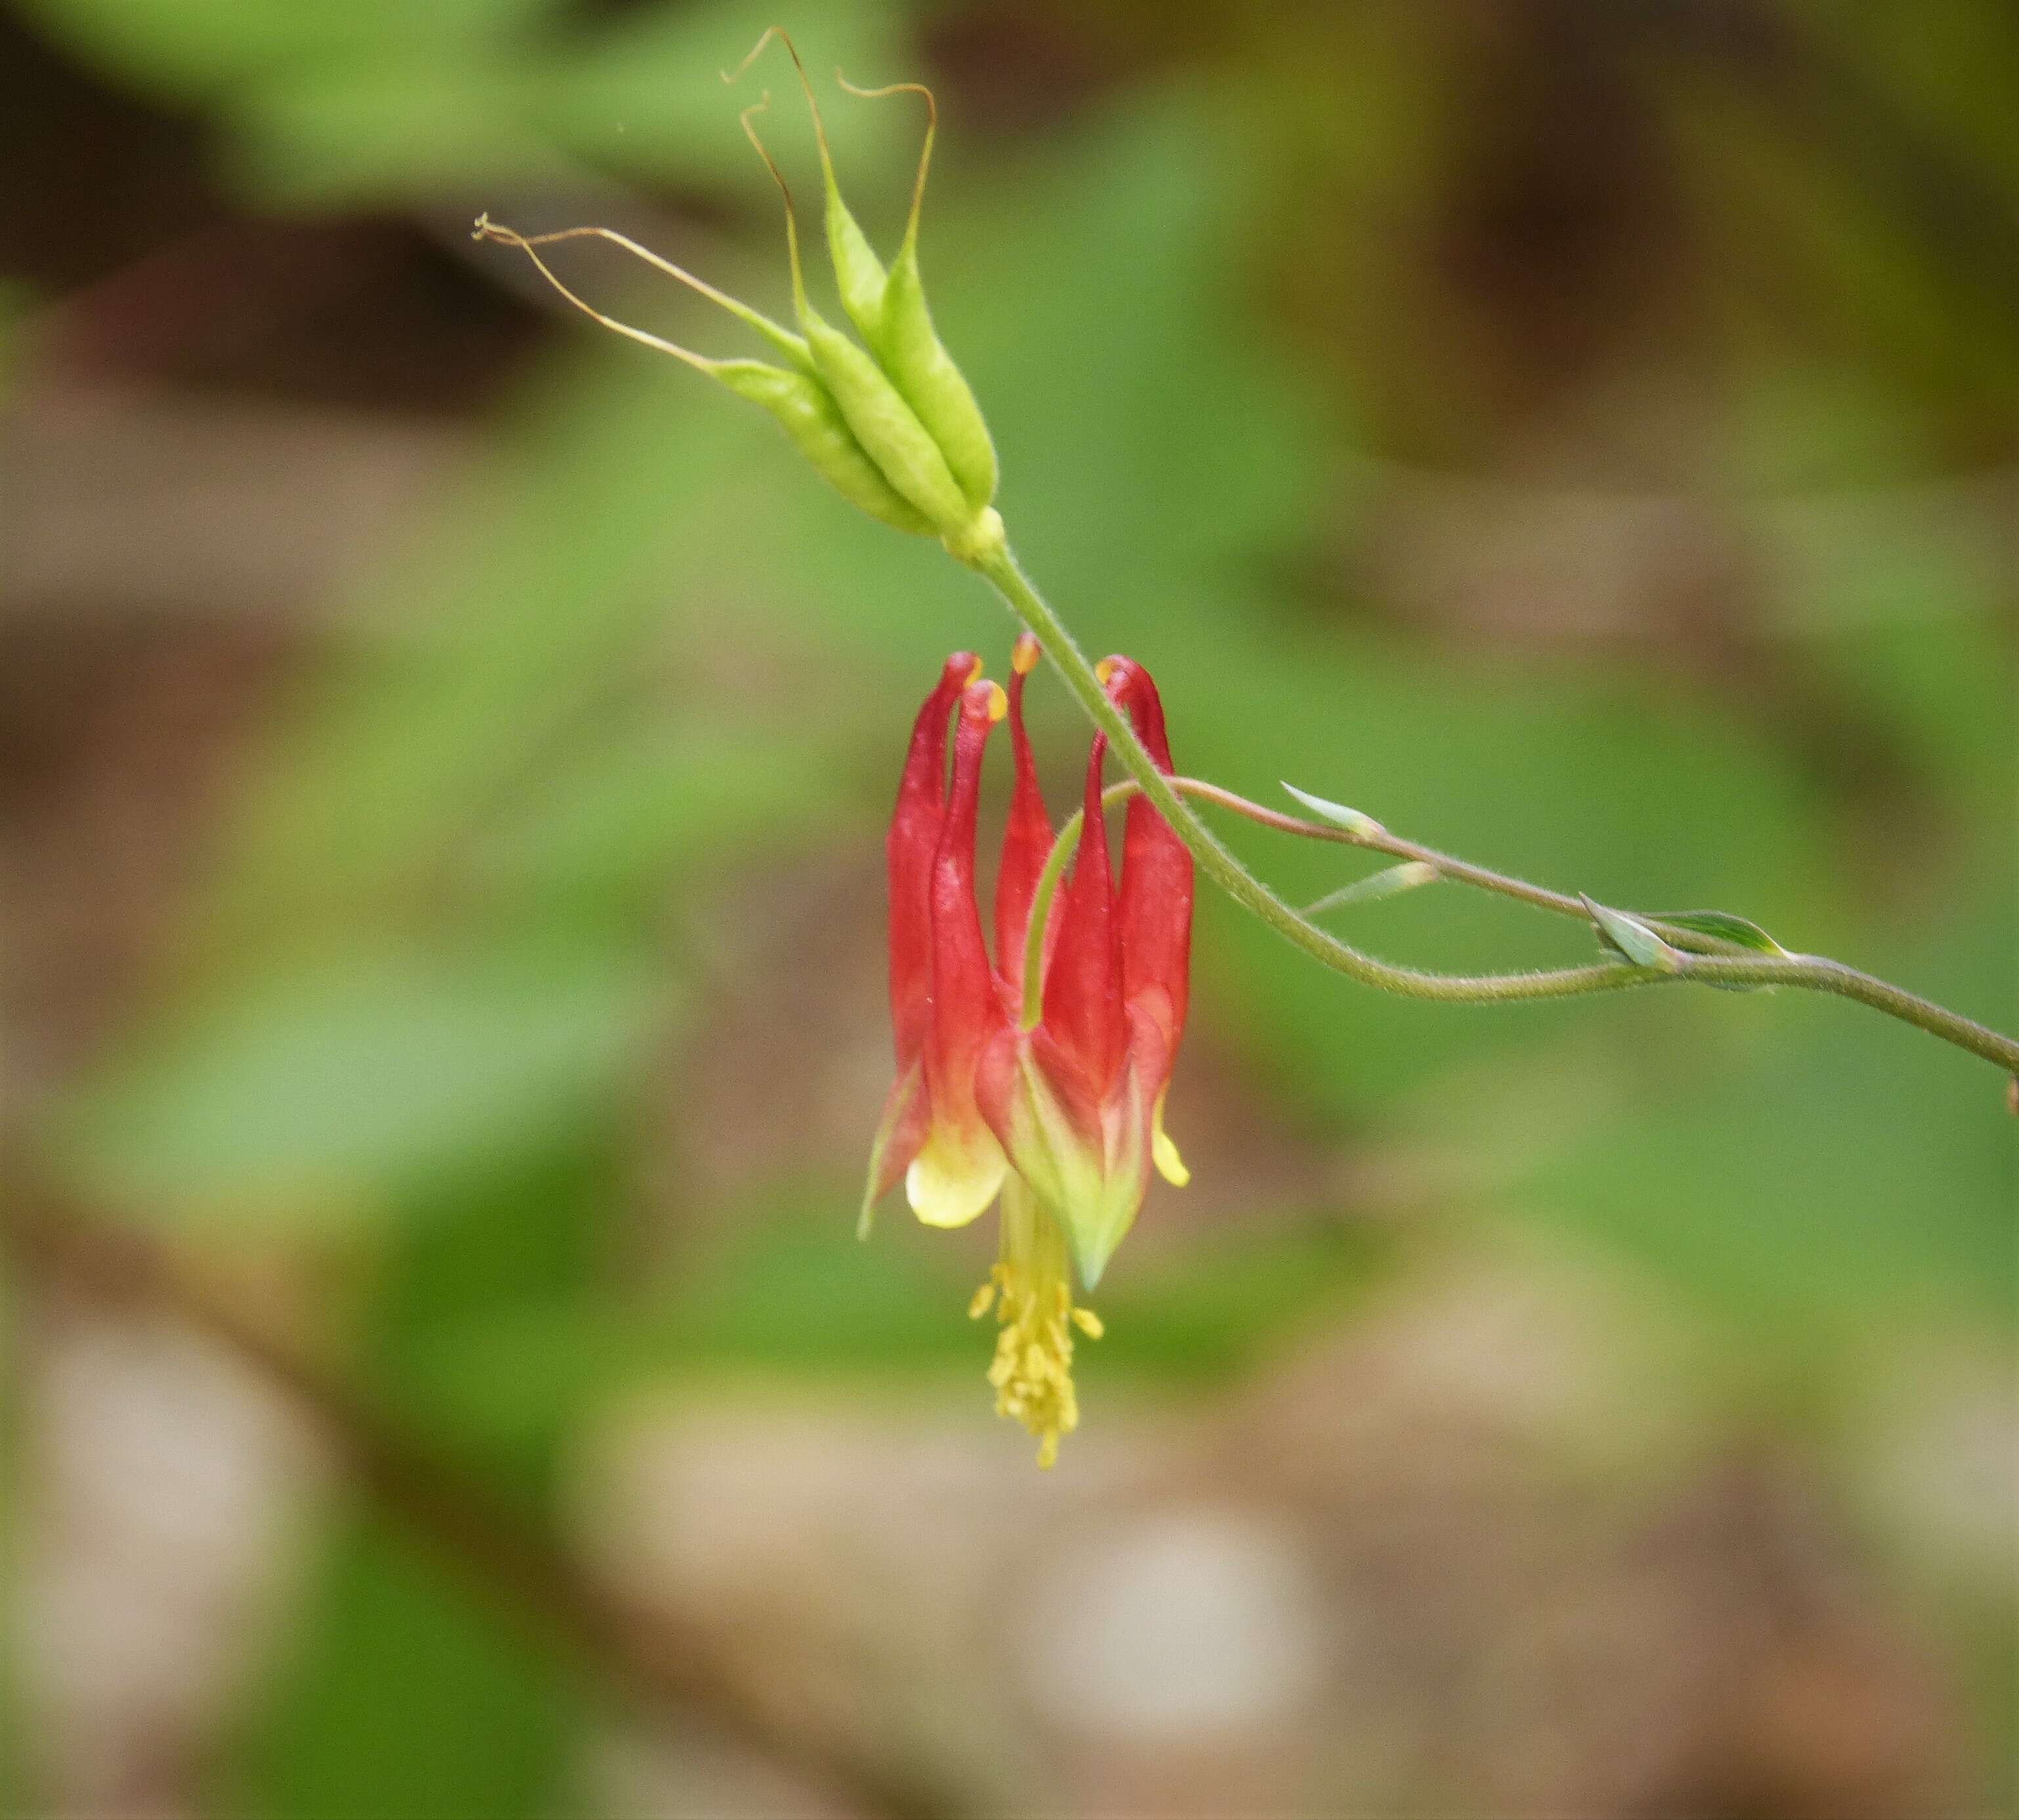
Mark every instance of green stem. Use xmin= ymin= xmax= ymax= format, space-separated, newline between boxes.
xmin=973 ymin=546 xmax=2019 ymax=1076
xmin=1020 ymin=808 xmax=1078 ymax=1029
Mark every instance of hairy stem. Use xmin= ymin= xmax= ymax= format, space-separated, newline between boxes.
xmin=973 ymin=546 xmax=2019 ymax=1076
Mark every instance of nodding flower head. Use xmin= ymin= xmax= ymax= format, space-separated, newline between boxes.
xmin=863 ymin=643 xmax=1194 ymax=1465
xmin=975 ymin=657 xmax=1194 ymax=1293
xmin=473 ymin=28 xmax=1003 ymax=565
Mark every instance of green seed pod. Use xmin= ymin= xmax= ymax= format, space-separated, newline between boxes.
xmin=835 ymin=77 xmax=998 ymax=511
xmin=469 ymin=215 xmax=930 ymax=538
xmin=730 ymin=30 xmax=891 ymax=339
xmin=737 ymin=96 xmax=980 ymax=537
xmin=825 ymin=188 xmax=888 ymax=341
xmin=798 ymin=304 xmax=970 ymax=530
xmin=710 ymin=358 xmax=933 ymax=534
xmin=875 ymin=234 xmax=997 ymax=511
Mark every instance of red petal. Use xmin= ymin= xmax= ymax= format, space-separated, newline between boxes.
xmin=1104 ymin=656 xmax=1193 ymax=1051
xmin=924 ymin=681 xmax=1009 ymax=1127
xmin=1039 ymin=726 xmax=1123 ymax=1096
xmin=887 ymin=652 xmax=979 ymax=1066
xmin=993 ymin=635 xmax=1053 ymax=1005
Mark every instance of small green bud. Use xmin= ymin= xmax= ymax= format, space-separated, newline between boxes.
xmin=1582 ymin=897 xmax=1687 ymax=974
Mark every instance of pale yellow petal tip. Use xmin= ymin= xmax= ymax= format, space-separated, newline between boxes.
xmin=905 ymin=1144 xmax=1004 ymax=1229
xmin=1153 ymin=1123 xmax=1190 ymax=1188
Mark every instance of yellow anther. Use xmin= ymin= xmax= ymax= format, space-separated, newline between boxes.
xmin=1094 ymin=656 xmax=1118 ymax=685
xmin=967 ymin=1282 xmax=997 ymax=1320
xmin=973 ymin=1179 xmax=1097 ymax=1467
xmin=1012 ymin=632 xmax=1042 ymax=676
xmin=982 ymin=680 xmax=1007 ymax=724
xmin=964 ymin=656 xmax=985 ymax=688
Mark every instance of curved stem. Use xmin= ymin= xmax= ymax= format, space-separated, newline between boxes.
xmin=972 ymin=546 xmax=2019 ymax=1075
xmin=978 ymin=547 xmax=1643 ymax=1006
xmin=1019 ymin=781 xmax=1640 ymax=1025
xmin=1173 ymin=779 xmax=1760 ymax=956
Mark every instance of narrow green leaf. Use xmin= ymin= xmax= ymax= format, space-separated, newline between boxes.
xmin=1645 ymin=908 xmax=1789 ymax=956
xmin=54 ymin=939 xmax=666 ymax=1226
xmin=1582 ymin=896 xmax=1686 ymax=974
xmin=1280 ymin=782 xmax=1383 ymax=840
xmin=1304 ymin=860 xmax=1438 ymax=917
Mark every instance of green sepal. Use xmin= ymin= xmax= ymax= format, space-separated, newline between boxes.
xmin=999 ymin=1050 xmax=1148 ymax=1290
xmin=1645 ymin=909 xmax=1788 ymax=956
xmin=1305 ymin=860 xmax=1438 ymax=917
xmin=1280 ymin=782 xmax=1383 ymax=840
xmin=1583 ymin=896 xmax=1686 ymax=974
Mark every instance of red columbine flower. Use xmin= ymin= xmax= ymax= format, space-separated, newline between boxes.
xmin=863 ymin=640 xmax=1193 ymax=1465
xmin=976 ymin=655 xmax=1194 ymax=1294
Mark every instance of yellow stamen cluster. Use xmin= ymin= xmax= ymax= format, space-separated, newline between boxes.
xmin=967 ymin=1179 xmax=1101 ymax=1467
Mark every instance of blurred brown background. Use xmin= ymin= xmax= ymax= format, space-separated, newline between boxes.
xmin=1 ymin=1 xmax=2013 ymax=1815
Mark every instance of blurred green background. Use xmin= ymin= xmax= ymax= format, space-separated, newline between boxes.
xmin=1 ymin=1 xmax=2012 ymax=1815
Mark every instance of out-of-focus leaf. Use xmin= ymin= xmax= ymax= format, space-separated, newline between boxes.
xmin=1523 ymin=896 xmax=2018 ymax=1344
xmin=538 ymin=0 xmax=903 ymax=190
xmin=1583 ymin=898 xmax=1685 ymax=974
xmin=406 ymin=1205 xmax=1394 ymax=1446
xmin=227 ymin=61 xmax=566 ymax=204
xmin=218 ymin=1127 xmax=617 ymax=1817
xmin=54 ymin=940 xmax=666 ymax=1226
xmin=219 ymin=1513 xmax=578 ymax=1820
xmin=16 ymin=0 xmax=555 ymax=100
xmin=37 ymin=0 xmax=903 ymax=209
xmin=1647 ymin=909 xmax=1789 ymax=955
xmin=202 ymin=336 xmax=750 ymax=939
xmin=479 ymin=722 xmax=855 ymax=913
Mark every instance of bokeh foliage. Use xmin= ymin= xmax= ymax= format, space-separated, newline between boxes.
xmin=5 ymin=0 xmax=2014 ymax=1811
